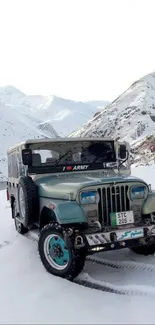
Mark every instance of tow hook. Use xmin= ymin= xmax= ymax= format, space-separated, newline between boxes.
xmin=74 ymin=235 xmax=85 ymax=249
xmin=110 ymin=232 xmax=117 ymax=242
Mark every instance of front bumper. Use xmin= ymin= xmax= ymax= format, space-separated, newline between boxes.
xmin=83 ymin=224 xmax=155 ymax=251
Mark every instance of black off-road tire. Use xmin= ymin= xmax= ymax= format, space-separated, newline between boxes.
xmin=12 ymin=200 xmax=28 ymax=234
xmin=130 ymin=244 xmax=155 ymax=256
xmin=18 ymin=176 xmax=39 ymax=228
xmin=38 ymin=223 xmax=86 ymax=280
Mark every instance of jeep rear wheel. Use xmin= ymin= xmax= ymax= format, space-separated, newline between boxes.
xmin=12 ymin=200 xmax=28 ymax=234
xmin=38 ymin=223 xmax=86 ymax=280
xmin=18 ymin=176 xmax=39 ymax=227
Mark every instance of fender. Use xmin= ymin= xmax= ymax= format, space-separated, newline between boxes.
xmin=40 ymin=198 xmax=88 ymax=225
xmin=142 ymin=191 xmax=155 ymax=215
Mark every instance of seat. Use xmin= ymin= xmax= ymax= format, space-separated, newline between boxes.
xmin=32 ymin=153 xmax=41 ymax=166
xmin=46 ymin=158 xmax=56 ymax=164
xmin=81 ymin=148 xmax=90 ymax=163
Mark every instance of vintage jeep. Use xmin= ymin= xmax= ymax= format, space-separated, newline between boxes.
xmin=6 ymin=137 xmax=155 ymax=280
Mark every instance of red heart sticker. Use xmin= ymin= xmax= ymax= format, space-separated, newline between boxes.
xmin=66 ymin=166 xmax=72 ymax=171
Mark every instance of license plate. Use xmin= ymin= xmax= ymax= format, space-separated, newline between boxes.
xmin=110 ymin=211 xmax=134 ymax=226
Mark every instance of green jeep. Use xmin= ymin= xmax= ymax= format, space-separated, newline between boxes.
xmin=6 ymin=137 xmax=155 ymax=280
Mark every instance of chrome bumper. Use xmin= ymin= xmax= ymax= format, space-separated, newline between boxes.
xmin=85 ymin=224 xmax=155 ymax=247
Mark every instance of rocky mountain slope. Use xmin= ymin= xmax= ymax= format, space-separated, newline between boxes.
xmin=71 ymin=72 xmax=155 ymax=142
xmin=70 ymin=71 xmax=155 ymax=165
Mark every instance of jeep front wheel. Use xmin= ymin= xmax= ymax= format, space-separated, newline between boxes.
xmin=38 ymin=223 xmax=86 ymax=280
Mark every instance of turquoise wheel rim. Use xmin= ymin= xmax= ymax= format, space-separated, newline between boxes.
xmin=44 ymin=234 xmax=70 ymax=270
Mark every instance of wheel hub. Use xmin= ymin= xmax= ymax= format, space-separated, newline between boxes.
xmin=50 ymin=245 xmax=63 ymax=258
xmin=44 ymin=234 xmax=70 ymax=270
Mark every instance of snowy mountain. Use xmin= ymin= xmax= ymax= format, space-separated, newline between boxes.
xmin=0 ymin=86 xmax=109 ymax=137
xmin=70 ymin=71 xmax=155 ymax=165
xmin=0 ymin=85 xmax=109 ymax=180
xmin=36 ymin=96 xmax=110 ymax=137
xmin=0 ymin=101 xmax=58 ymax=181
xmin=85 ymin=100 xmax=110 ymax=109
xmin=70 ymin=71 xmax=155 ymax=144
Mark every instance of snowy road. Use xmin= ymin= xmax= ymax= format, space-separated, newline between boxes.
xmin=1 ymin=166 xmax=155 ymax=323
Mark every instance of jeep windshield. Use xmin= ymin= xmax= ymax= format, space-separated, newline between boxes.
xmin=27 ymin=140 xmax=116 ymax=174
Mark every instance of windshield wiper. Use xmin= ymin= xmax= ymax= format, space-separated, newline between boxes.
xmin=53 ymin=150 xmax=72 ymax=167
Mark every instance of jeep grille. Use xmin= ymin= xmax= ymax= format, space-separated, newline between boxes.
xmin=98 ymin=184 xmax=133 ymax=226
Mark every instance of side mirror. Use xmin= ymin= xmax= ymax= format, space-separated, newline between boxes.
xmin=22 ymin=149 xmax=32 ymax=166
xmin=119 ymin=144 xmax=127 ymax=160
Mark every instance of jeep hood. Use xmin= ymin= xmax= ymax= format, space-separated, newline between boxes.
xmin=34 ymin=173 xmax=147 ymax=200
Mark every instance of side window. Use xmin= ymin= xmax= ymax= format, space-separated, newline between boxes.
xmin=8 ymin=152 xmax=18 ymax=178
xmin=17 ymin=150 xmax=25 ymax=176
xmin=8 ymin=155 xmax=12 ymax=177
xmin=12 ymin=153 xmax=18 ymax=178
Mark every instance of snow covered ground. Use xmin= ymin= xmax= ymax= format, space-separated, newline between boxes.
xmin=1 ymin=165 xmax=155 ymax=324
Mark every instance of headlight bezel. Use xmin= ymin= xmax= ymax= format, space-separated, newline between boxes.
xmin=79 ymin=190 xmax=100 ymax=205
xmin=130 ymin=184 xmax=148 ymax=200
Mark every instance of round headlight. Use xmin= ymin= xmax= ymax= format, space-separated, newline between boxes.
xmin=80 ymin=191 xmax=100 ymax=204
xmin=130 ymin=185 xmax=148 ymax=200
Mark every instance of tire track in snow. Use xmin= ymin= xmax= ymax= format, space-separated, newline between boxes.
xmin=74 ymin=272 xmax=155 ymax=297
xmin=86 ymin=255 xmax=155 ymax=273
xmin=76 ymin=255 xmax=155 ymax=296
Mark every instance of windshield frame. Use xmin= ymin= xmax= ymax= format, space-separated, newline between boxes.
xmin=25 ymin=139 xmax=117 ymax=175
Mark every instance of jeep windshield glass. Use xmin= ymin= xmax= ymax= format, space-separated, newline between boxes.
xmin=27 ymin=140 xmax=116 ymax=171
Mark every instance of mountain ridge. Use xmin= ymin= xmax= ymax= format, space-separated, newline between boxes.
xmin=70 ymin=71 xmax=155 ymax=142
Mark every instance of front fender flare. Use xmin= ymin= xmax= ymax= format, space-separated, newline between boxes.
xmin=41 ymin=198 xmax=88 ymax=225
xmin=142 ymin=191 xmax=155 ymax=215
